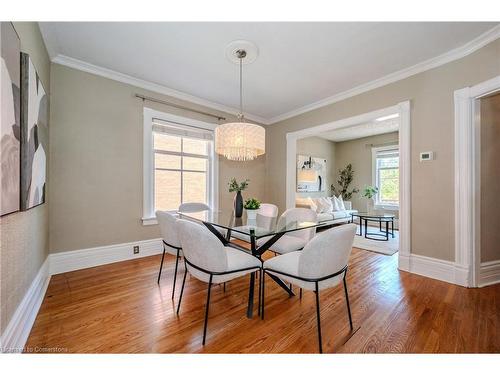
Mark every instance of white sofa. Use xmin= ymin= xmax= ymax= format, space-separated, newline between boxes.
xmin=296 ymin=197 xmax=358 ymax=225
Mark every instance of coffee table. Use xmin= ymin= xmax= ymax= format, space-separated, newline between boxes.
xmin=350 ymin=213 xmax=395 ymax=241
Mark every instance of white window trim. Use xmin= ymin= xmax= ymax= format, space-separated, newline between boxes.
xmin=142 ymin=107 xmax=219 ymax=225
xmin=372 ymin=144 xmax=400 ymax=210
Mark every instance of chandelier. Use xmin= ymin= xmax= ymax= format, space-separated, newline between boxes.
xmin=215 ymin=45 xmax=265 ymax=161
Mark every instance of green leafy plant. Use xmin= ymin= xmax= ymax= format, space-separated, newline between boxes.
xmin=362 ymin=185 xmax=379 ymax=199
xmin=228 ymin=178 xmax=249 ymax=193
xmin=244 ymin=198 xmax=261 ymax=210
xmin=331 ymin=164 xmax=359 ymax=200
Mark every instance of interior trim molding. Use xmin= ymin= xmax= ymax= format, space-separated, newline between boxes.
xmin=479 ymin=260 xmax=500 ymax=287
xmin=268 ymin=25 xmax=500 ymax=124
xmin=141 ymin=108 xmax=219 ymax=225
xmin=285 ymin=101 xmax=411 ymax=269
xmin=398 ymin=254 xmax=469 ymax=287
xmin=454 ymin=75 xmax=500 ymax=287
xmin=51 ymin=54 xmax=270 ymax=125
xmin=0 ymin=258 xmax=51 ymax=353
xmin=48 ymin=26 xmax=500 ymax=126
xmin=49 ymin=238 xmax=163 ymax=275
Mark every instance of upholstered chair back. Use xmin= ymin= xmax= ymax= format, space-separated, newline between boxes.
xmin=277 ymin=208 xmax=317 ymax=242
xmin=257 ymin=203 xmax=279 ymax=230
xmin=178 ymin=202 xmax=210 ymax=213
xmin=298 ymin=224 xmax=356 ymax=280
xmin=177 ymin=219 xmax=228 ymax=273
xmin=156 ymin=211 xmax=181 ymax=250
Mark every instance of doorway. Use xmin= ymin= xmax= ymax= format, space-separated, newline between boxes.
xmin=285 ymin=101 xmax=411 ymax=269
xmin=455 ymin=75 xmax=500 ymax=287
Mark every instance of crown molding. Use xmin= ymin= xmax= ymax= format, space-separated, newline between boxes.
xmin=268 ymin=24 xmax=500 ymax=124
xmin=49 ymin=24 xmax=500 ymax=126
xmin=51 ymin=54 xmax=271 ymax=125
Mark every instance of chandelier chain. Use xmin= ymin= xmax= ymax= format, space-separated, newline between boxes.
xmin=239 ymin=53 xmax=243 ymax=120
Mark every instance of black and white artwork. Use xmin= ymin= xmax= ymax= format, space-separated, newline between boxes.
xmin=1 ymin=22 xmax=21 ymax=216
xmin=20 ymin=52 xmax=48 ymax=210
xmin=297 ymin=155 xmax=326 ymax=193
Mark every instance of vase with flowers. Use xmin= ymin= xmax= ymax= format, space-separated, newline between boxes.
xmin=362 ymin=185 xmax=379 ymax=214
xmin=228 ymin=178 xmax=249 ymax=218
xmin=244 ymin=197 xmax=261 ymax=222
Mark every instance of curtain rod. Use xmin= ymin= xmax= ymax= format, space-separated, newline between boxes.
xmin=365 ymin=141 xmax=398 ymax=148
xmin=135 ymin=94 xmax=226 ymax=121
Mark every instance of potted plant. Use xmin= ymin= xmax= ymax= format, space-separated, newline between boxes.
xmin=244 ymin=198 xmax=261 ymax=221
xmin=331 ymin=164 xmax=359 ymax=199
xmin=362 ymin=185 xmax=379 ymax=213
xmin=228 ymin=178 xmax=249 ymax=218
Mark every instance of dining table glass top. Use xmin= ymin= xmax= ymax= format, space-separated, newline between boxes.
xmin=178 ymin=209 xmax=321 ymax=240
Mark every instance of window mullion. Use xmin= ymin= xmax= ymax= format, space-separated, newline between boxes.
xmin=180 ymin=138 xmax=184 ymax=204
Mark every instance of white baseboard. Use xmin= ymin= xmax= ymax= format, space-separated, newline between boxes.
xmin=398 ymin=254 xmax=469 ymax=287
xmin=0 ymin=238 xmax=163 ymax=353
xmin=49 ymin=238 xmax=163 ymax=275
xmin=0 ymin=257 xmax=51 ymax=353
xmin=479 ymin=260 xmax=500 ymax=287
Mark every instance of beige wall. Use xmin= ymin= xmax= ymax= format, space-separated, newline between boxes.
xmin=0 ymin=22 xmax=50 ymax=335
xmin=49 ymin=64 xmax=265 ymax=253
xmin=480 ymin=92 xmax=500 ymax=263
xmin=335 ymin=132 xmax=399 ymax=216
xmin=266 ymin=39 xmax=500 ymax=262
xmin=296 ymin=136 xmax=336 ymax=199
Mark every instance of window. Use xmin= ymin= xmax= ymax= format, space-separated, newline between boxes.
xmin=143 ymin=108 xmax=217 ymax=224
xmin=372 ymin=146 xmax=399 ymax=207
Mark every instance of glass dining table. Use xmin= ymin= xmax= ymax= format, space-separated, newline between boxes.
xmin=178 ymin=209 xmax=322 ymax=318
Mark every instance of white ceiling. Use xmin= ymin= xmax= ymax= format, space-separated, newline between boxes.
xmin=318 ymin=117 xmax=399 ymax=142
xmin=39 ymin=22 xmax=499 ymax=124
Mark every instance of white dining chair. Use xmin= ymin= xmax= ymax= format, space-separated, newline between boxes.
xmin=178 ymin=202 xmax=210 ymax=212
xmin=176 ymin=219 xmax=261 ymax=345
xmin=257 ymin=207 xmax=317 ymax=255
xmin=261 ymin=223 xmax=357 ymax=353
xmin=231 ymin=203 xmax=279 ymax=242
xmin=156 ymin=211 xmax=183 ymax=299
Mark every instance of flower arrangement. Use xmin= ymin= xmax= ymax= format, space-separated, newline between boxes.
xmin=228 ymin=178 xmax=249 ymax=193
xmin=244 ymin=198 xmax=261 ymax=210
xmin=362 ymin=185 xmax=379 ymax=199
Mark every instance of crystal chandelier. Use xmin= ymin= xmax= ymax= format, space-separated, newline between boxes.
xmin=215 ymin=48 xmax=265 ymax=161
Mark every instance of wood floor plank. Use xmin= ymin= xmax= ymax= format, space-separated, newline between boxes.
xmin=25 ymin=248 xmax=500 ymax=353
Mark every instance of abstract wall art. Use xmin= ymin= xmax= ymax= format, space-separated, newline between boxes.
xmin=1 ymin=22 xmax=21 ymax=216
xmin=20 ymin=52 xmax=48 ymax=210
xmin=297 ymin=155 xmax=326 ymax=193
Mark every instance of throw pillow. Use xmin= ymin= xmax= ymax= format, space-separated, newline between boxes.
xmin=332 ymin=196 xmax=341 ymax=211
xmin=306 ymin=197 xmax=319 ymax=213
xmin=320 ymin=197 xmax=333 ymax=213
xmin=337 ymin=195 xmax=346 ymax=211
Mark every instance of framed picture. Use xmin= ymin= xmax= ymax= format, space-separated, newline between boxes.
xmin=296 ymin=155 xmax=326 ymax=192
xmin=1 ymin=22 xmax=21 ymax=216
xmin=20 ymin=52 xmax=48 ymax=210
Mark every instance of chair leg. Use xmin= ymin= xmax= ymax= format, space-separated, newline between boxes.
xmin=261 ymin=271 xmax=266 ymax=320
xmin=176 ymin=267 xmax=187 ymax=315
xmin=289 ymin=283 xmax=293 ymax=293
xmin=171 ymin=249 xmax=180 ymax=299
xmin=315 ymin=281 xmax=323 ymax=353
xmin=223 ymin=282 xmax=226 ymax=292
xmin=299 ymin=288 xmax=303 ymax=299
xmin=157 ymin=246 xmax=166 ymax=284
xmin=202 ymin=275 xmax=213 ymax=345
xmin=343 ymin=272 xmax=353 ymax=331
xmin=258 ymin=271 xmax=262 ymax=316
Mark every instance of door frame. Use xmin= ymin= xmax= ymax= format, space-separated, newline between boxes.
xmin=285 ymin=101 xmax=411 ymax=269
xmin=454 ymin=75 xmax=500 ymax=287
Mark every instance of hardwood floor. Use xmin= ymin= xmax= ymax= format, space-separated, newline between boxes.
xmin=26 ymin=248 xmax=500 ymax=353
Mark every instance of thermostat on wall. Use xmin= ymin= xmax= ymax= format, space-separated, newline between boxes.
xmin=420 ymin=151 xmax=434 ymax=161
